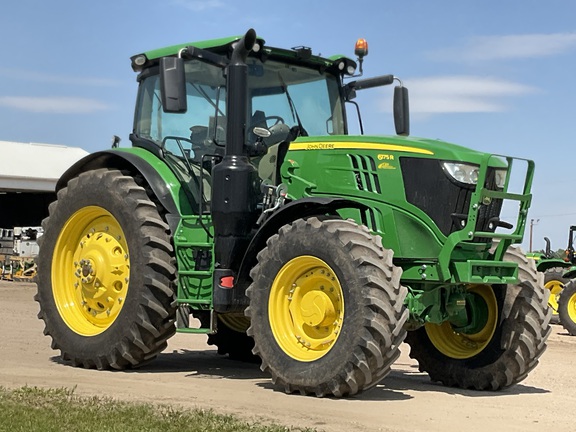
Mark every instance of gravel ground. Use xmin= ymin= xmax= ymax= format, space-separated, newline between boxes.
xmin=1 ymin=280 xmax=575 ymax=432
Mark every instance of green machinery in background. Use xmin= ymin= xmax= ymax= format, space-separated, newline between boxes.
xmin=529 ymin=227 xmax=576 ymax=335
xmin=36 ymin=29 xmax=550 ymax=397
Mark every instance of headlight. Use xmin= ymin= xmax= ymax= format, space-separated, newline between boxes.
xmin=494 ymin=168 xmax=507 ymax=189
xmin=442 ymin=162 xmax=480 ymax=185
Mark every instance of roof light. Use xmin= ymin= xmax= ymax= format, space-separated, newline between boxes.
xmin=354 ymin=38 xmax=368 ymax=59
xmin=133 ymin=55 xmax=147 ymax=66
xmin=353 ymin=38 xmax=368 ymax=76
xmin=328 ymin=56 xmax=357 ymax=77
xmin=130 ymin=54 xmax=149 ymax=72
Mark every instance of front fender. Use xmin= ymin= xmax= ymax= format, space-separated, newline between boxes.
xmin=536 ymin=258 xmax=572 ymax=273
xmin=561 ymin=266 xmax=576 ymax=280
xmin=236 ymin=197 xmax=369 ymax=287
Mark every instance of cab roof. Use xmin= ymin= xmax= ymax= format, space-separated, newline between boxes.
xmin=131 ymin=34 xmax=355 ymax=73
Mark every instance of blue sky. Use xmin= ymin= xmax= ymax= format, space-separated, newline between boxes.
xmin=1 ymin=0 xmax=574 ymax=251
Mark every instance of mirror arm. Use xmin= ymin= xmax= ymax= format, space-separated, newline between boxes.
xmin=180 ymin=46 xmax=227 ymax=69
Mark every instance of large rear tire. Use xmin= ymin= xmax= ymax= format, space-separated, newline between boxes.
xmin=558 ymin=279 xmax=576 ymax=335
xmin=36 ymin=169 xmax=177 ymax=369
xmin=245 ymin=217 xmax=408 ymax=397
xmin=405 ymin=246 xmax=551 ymax=390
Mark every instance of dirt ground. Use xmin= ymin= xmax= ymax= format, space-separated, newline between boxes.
xmin=1 ymin=281 xmax=575 ymax=432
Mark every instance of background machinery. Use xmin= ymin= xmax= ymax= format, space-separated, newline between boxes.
xmin=36 ymin=29 xmax=550 ymax=397
xmin=1 ymin=227 xmax=40 ymax=281
xmin=531 ymin=227 xmax=576 ymax=335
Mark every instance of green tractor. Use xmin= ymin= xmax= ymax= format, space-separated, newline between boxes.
xmin=36 ymin=29 xmax=550 ymax=397
xmin=531 ymin=227 xmax=576 ymax=335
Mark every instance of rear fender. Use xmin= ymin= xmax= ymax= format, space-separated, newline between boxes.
xmin=56 ymin=149 xmax=184 ymax=232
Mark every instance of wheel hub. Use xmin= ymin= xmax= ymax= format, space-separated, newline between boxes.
xmin=74 ymin=228 xmax=129 ymax=318
xmin=81 ymin=259 xmax=93 ymax=277
xmin=298 ymin=290 xmax=336 ymax=327
xmin=78 ymin=259 xmax=95 ymax=283
xmin=269 ymin=256 xmax=345 ymax=361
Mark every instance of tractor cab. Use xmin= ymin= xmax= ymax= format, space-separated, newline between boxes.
xmin=131 ymin=51 xmax=343 ymax=175
xmin=129 ymin=35 xmax=407 ymax=189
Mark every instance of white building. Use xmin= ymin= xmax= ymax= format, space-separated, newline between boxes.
xmin=0 ymin=141 xmax=88 ymax=192
xmin=0 ymin=141 xmax=89 ymax=229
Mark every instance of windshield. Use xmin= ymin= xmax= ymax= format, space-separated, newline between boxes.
xmin=247 ymin=58 xmax=345 ymax=137
xmin=133 ymin=57 xmax=346 ymax=154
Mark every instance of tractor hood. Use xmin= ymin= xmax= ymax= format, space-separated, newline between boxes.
xmin=292 ymin=134 xmax=508 ymax=168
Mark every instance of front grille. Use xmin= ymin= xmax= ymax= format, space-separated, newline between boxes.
xmin=400 ymin=158 xmax=502 ymax=237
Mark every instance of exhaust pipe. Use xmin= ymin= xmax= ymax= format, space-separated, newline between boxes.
xmin=211 ymin=29 xmax=260 ymax=312
xmin=226 ymin=28 xmax=256 ymax=156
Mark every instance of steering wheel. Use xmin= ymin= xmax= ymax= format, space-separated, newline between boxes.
xmin=263 ymin=115 xmax=285 ymax=126
xmin=250 ymin=115 xmax=285 ymax=131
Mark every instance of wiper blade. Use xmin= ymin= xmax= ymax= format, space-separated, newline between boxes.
xmin=278 ymin=73 xmax=308 ymax=137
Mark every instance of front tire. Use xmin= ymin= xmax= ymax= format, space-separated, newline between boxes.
xmin=405 ymin=246 xmax=551 ymax=390
xmin=35 ymin=169 xmax=177 ymax=369
xmin=245 ymin=217 xmax=408 ymax=397
xmin=558 ymin=279 xmax=576 ymax=335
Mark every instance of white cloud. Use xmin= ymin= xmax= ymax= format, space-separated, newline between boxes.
xmin=394 ymin=76 xmax=536 ymax=114
xmin=172 ymin=0 xmax=225 ymax=11
xmin=0 ymin=68 xmax=119 ymax=86
xmin=0 ymin=96 xmax=110 ymax=114
xmin=432 ymin=33 xmax=576 ymax=62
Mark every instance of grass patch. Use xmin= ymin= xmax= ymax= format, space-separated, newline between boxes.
xmin=0 ymin=386 xmax=317 ymax=432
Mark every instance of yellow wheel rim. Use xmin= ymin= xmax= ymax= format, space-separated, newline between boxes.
xmin=567 ymin=291 xmax=576 ymax=324
xmin=219 ymin=314 xmax=250 ymax=333
xmin=545 ymin=279 xmax=563 ymax=315
xmin=269 ymin=256 xmax=344 ymax=362
xmin=425 ymin=285 xmax=498 ymax=359
xmin=52 ymin=206 xmax=130 ymax=336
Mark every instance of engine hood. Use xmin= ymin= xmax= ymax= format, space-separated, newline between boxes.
xmin=292 ymin=135 xmax=508 ymax=167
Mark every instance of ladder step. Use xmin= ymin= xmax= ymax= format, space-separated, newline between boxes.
xmin=176 ymin=328 xmax=212 ymax=334
xmin=176 ymin=298 xmax=211 ymax=305
xmin=178 ymin=270 xmax=212 ymax=277
xmin=175 ymin=242 xmax=213 ymax=248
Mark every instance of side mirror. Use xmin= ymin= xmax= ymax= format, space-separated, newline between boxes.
xmin=159 ymin=57 xmax=187 ymax=113
xmin=393 ymin=86 xmax=410 ymax=136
